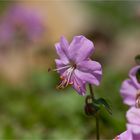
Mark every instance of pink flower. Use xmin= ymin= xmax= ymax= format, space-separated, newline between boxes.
xmin=0 ymin=5 xmax=44 ymax=46
xmin=126 ymin=107 xmax=140 ymax=140
xmin=120 ymin=66 xmax=140 ymax=107
xmin=55 ymin=35 xmax=102 ymax=95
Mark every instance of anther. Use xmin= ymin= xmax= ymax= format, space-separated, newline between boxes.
xmin=69 ymin=82 xmax=73 ymax=85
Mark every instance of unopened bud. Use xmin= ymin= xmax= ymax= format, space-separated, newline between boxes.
xmin=84 ymin=103 xmax=98 ymax=116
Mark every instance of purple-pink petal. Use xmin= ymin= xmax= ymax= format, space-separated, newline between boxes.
xmin=126 ymin=107 xmax=140 ymax=140
xmin=69 ymin=35 xmax=94 ymax=63
xmin=55 ymin=43 xmax=69 ymax=64
xmin=120 ymin=79 xmax=137 ymax=106
xmin=60 ymin=36 xmax=69 ymax=55
xmin=55 ymin=59 xmax=67 ymax=74
xmin=115 ymin=130 xmax=133 ymax=140
xmin=126 ymin=107 xmax=140 ymax=127
xmin=77 ymin=60 xmax=101 ymax=72
xmin=72 ymin=73 xmax=86 ymax=96
xmin=77 ymin=60 xmax=102 ymax=83
xmin=129 ymin=65 xmax=140 ymax=89
xmin=75 ymin=69 xmax=100 ymax=86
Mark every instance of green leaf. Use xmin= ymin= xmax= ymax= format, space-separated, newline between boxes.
xmin=93 ymin=98 xmax=112 ymax=115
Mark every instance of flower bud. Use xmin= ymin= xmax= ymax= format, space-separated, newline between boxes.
xmin=84 ymin=103 xmax=98 ymax=116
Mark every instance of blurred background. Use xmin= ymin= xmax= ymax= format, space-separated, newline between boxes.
xmin=0 ymin=0 xmax=140 ymax=139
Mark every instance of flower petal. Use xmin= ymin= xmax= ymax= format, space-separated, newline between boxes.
xmin=116 ymin=130 xmax=133 ymax=140
xmin=120 ymin=79 xmax=137 ymax=106
xmin=133 ymin=133 xmax=140 ymax=140
xmin=55 ymin=43 xmax=69 ymax=64
xmin=55 ymin=59 xmax=67 ymax=74
xmin=126 ymin=107 xmax=140 ymax=126
xmin=74 ymin=69 xmax=100 ymax=86
xmin=129 ymin=65 xmax=140 ymax=89
xmin=77 ymin=60 xmax=101 ymax=71
xmin=69 ymin=35 xmax=94 ymax=63
xmin=127 ymin=124 xmax=140 ymax=135
xmin=71 ymin=72 xmax=86 ymax=96
xmin=77 ymin=60 xmax=102 ymax=82
xmin=60 ymin=36 xmax=69 ymax=55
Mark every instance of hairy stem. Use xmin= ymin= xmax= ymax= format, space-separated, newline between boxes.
xmin=89 ymin=84 xmax=100 ymax=140
xmin=95 ymin=115 xmax=99 ymax=140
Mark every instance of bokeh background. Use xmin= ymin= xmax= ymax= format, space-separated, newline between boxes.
xmin=0 ymin=0 xmax=140 ymax=139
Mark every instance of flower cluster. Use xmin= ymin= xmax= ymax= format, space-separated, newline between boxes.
xmin=114 ymin=66 xmax=140 ymax=140
xmin=55 ymin=35 xmax=102 ymax=96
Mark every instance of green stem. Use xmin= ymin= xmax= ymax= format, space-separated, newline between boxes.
xmin=88 ymin=84 xmax=100 ymax=140
xmin=89 ymin=84 xmax=94 ymax=100
xmin=95 ymin=115 xmax=100 ymax=140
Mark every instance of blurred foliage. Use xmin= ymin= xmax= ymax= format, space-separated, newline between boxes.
xmin=0 ymin=1 xmax=137 ymax=139
xmin=0 ymin=0 xmax=12 ymax=13
xmin=86 ymin=1 xmax=140 ymax=34
xmin=0 ymin=68 xmax=128 ymax=139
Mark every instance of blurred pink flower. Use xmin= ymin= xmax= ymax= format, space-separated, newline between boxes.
xmin=55 ymin=35 xmax=102 ymax=95
xmin=120 ymin=66 xmax=140 ymax=107
xmin=0 ymin=5 xmax=44 ymax=47
xmin=114 ymin=107 xmax=140 ymax=140
xmin=126 ymin=107 xmax=140 ymax=140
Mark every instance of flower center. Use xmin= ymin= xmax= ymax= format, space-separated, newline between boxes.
xmin=136 ymin=90 xmax=140 ymax=108
xmin=70 ymin=60 xmax=77 ymax=68
xmin=57 ymin=64 xmax=76 ymax=89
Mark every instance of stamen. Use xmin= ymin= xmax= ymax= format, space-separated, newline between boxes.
xmin=57 ymin=79 xmax=67 ymax=89
xmin=53 ymin=65 xmax=70 ymax=72
xmin=77 ymin=85 xmax=81 ymax=89
xmin=69 ymin=82 xmax=73 ymax=85
xmin=48 ymin=65 xmax=70 ymax=72
xmin=60 ymin=76 xmax=65 ymax=80
xmin=57 ymin=67 xmax=75 ymax=89
xmin=73 ymin=74 xmax=81 ymax=90
xmin=65 ymin=67 xmax=74 ymax=86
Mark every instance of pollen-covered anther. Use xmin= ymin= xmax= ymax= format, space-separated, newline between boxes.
xmin=69 ymin=82 xmax=73 ymax=85
xmin=60 ymin=76 xmax=65 ymax=80
xmin=57 ymin=78 xmax=71 ymax=89
xmin=77 ymin=85 xmax=81 ymax=89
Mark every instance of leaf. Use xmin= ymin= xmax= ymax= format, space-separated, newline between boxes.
xmin=93 ymin=98 xmax=112 ymax=115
